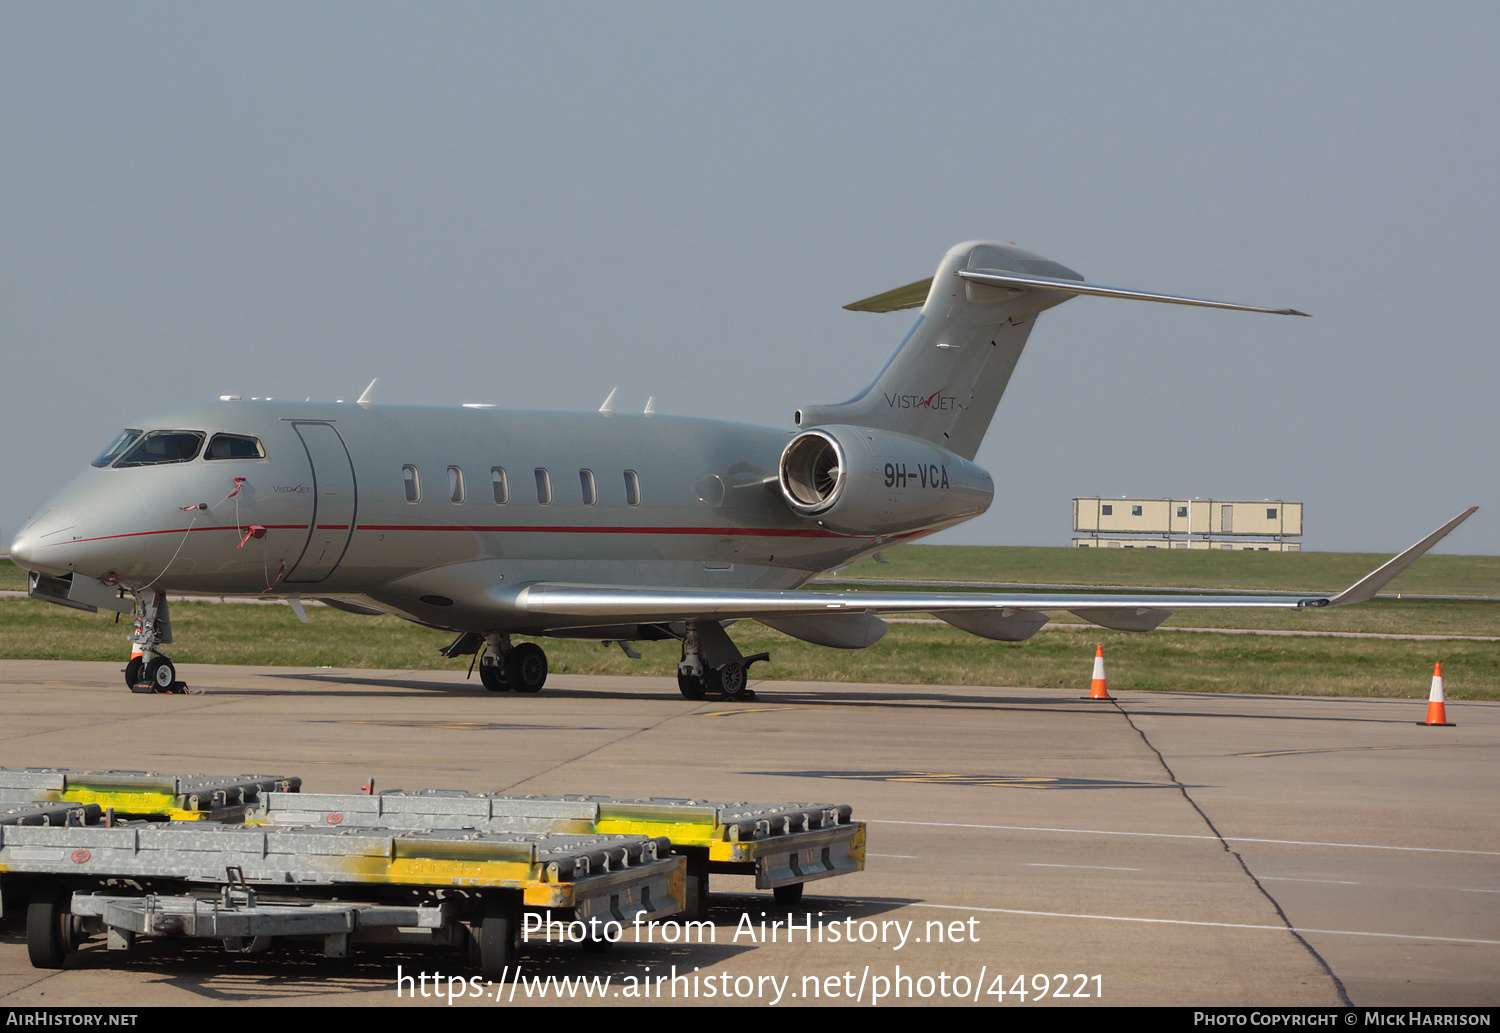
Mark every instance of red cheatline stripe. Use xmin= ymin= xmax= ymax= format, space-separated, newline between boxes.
xmin=51 ymin=523 xmax=936 ymax=546
xmin=52 ymin=525 xmax=306 ymax=545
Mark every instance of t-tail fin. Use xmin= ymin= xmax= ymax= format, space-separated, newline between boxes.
xmin=795 ymin=241 xmax=1308 ymax=460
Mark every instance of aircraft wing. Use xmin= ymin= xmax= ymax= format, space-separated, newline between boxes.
xmin=513 ymin=509 xmax=1476 ymax=640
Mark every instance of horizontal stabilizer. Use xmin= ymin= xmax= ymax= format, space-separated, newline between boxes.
xmin=842 ymin=269 xmax=1308 ymax=316
xmin=843 ymin=278 xmax=934 ymax=313
xmin=956 ymin=269 xmax=1310 ymax=316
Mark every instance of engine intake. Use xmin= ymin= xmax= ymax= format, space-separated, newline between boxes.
xmin=778 ymin=426 xmax=993 ymax=536
xmin=780 ymin=430 xmax=846 ymax=515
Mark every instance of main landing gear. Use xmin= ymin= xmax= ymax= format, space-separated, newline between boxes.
xmin=676 ymin=621 xmax=768 ymax=703
xmin=448 ymin=622 xmax=769 ymax=702
xmin=123 ymin=590 xmax=190 ymax=694
xmin=476 ymin=634 xmax=548 ymax=694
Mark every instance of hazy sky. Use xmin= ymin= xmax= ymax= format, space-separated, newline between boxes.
xmin=4 ymin=2 xmax=1496 ymax=555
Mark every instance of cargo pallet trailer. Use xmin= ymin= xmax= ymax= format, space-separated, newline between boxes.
xmin=0 ymin=768 xmax=865 ymax=977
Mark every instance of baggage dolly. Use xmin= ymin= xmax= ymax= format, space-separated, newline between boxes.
xmin=0 ymin=768 xmax=300 ymax=823
xmin=252 ymin=789 xmax=866 ymax=919
xmin=1 ymin=819 xmax=682 ymax=978
xmin=1 ymin=768 xmax=867 ymax=974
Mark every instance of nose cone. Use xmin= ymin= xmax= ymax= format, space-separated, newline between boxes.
xmin=9 ymin=501 xmax=82 ymax=578
xmin=8 ymin=529 xmax=35 ymax=570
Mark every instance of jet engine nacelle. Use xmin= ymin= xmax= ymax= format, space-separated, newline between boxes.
xmin=778 ymin=425 xmax=994 ymax=536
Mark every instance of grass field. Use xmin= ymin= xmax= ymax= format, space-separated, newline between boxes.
xmin=3 ymin=553 xmax=1495 ymax=699
xmin=831 ymin=543 xmax=1500 ymax=596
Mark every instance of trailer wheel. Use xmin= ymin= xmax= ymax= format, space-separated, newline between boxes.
xmin=26 ymin=891 xmax=74 ymax=969
xmin=773 ymin=882 xmax=804 ymax=906
xmin=476 ymin=895 xmax=521 ymax=981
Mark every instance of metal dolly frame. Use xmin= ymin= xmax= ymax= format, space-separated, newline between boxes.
xmin=2 ymin=819 xmax=682 ymax=978
xmin=252 ymin=789 xmax=867 ymax=918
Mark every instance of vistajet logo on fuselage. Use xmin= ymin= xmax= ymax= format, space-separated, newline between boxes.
xmin=884 ymin=389 xmax=958 ymax=411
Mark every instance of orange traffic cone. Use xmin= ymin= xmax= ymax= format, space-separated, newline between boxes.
xmin=1419 ymin=662 xmax=1455 ymax=726
xmin=1086 ymin=643 xmax=1112 ymax=700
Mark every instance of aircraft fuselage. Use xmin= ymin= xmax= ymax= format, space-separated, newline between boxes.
xmin=12 ymin=401 xmax=973 ymax=632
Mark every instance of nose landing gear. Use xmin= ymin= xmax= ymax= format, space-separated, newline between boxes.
xmin=124 ymin=590 xmax=190 ymax=694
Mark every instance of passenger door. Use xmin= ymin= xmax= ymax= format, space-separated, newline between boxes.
xmin=285 ymin=422 xmax=357 ymax=583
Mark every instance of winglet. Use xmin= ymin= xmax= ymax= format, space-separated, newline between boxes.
xmin=1325 ymin=508 xmax=1478 ymax=607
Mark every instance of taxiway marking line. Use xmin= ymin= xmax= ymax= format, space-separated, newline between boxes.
xmin=1259 ymin=877 xmax=1361 ymax=885
xmin=870 ymin=819 xmax=1500 ymax=856
xmin=906 ymin=902 xmax=1500 ymax=946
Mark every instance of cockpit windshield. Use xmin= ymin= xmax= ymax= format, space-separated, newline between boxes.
xmin=113 ymin=430 xmax=206 ymax=468
xmin=91 ymin=429 xmax=143 ymax=468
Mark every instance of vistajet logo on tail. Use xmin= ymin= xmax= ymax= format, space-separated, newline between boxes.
xmin=883 ymin=388 xmax=957 ymax=411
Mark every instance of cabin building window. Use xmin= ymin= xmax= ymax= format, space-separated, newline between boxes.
xmin=1101 ymin=504 xmax=1113 ymax=516
xmin=491 ymin=467 xmax=509 ymax=504
xmin=579 ymin=469 xmax=597 ymax=506
xmin=535 ymin=468 xmax=552 ymax=505
xmin=1176 ymin=506 xmax=1188 ymax=518
xmin=1131 ymin=505 xmax=1143 ymax=516
xmin=624 ymin=470 xmax=641 ymax=507
xmin=205 ymin=434 xmax=266 ymax=460
xmin=402 ymin=465 xmax=420 ymax=502
xmin=448 ymin=466 xmax=465 ymax=504
xmin=1266 ymin=507 xmax=1278 ymax=520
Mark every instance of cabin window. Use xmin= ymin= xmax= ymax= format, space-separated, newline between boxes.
xmin=1176 ymin=506 xmax=1188 ymax=518
xmin=205 ymin=434 xmax=265 ymax=460
xmin=448 ymin=466 xmax=465 ymax=503
xmin=624 ymin=470 xmax=641 ymax=507
xmin=534 ymin=468 xmax=552 ymax=505
xmin=1131 ymin=505 xmax=1143 ymax=517
xmin=1100 ymin=504 xmax=1113 ymax=516
xmin=113 ymin=430 xmax=205 ymax=468
xmin=491 ymin=467 xmax=508 ymax=504
xmin=579 ymin=469 xmax=597 ymax=506
xmin=92 ymin=429 xmax=142 ymax=468
xmin=1267 ymin=507 xmax=1278 ymax=520
xmin=402 ymin=465 xmax=420 ymax=502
